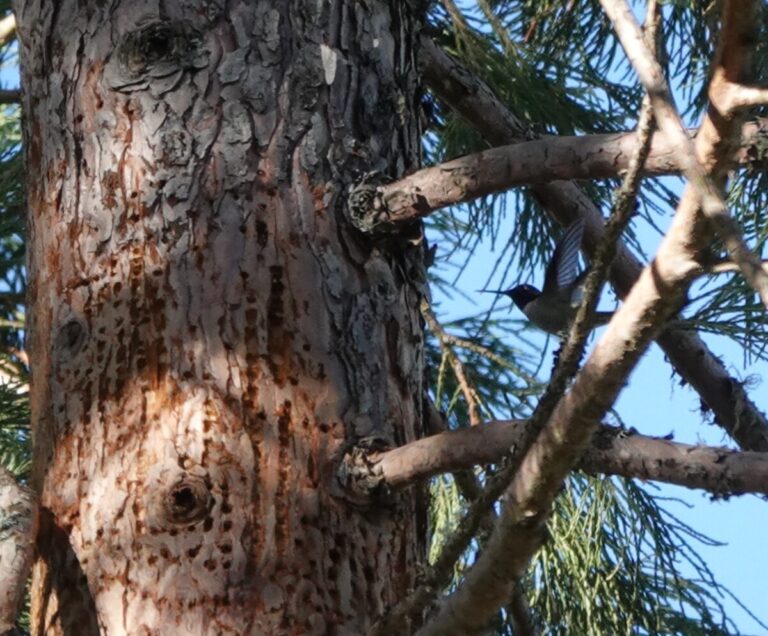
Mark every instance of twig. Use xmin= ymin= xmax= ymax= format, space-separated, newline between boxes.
xmin=440 ymin=0 xmax=471 ymax=40
xmin=421 ymin=298 xmax=482 ymax=426
xmin=476 ymin=0 xmax=520 ymax=60
xmin=436 ymin=331 xmax=541 ymax=389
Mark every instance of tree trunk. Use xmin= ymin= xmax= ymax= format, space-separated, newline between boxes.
xmin=16 ymin=1 xmax=426 ymax=633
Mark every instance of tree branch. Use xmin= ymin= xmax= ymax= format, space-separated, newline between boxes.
xmin=720 ymin=83 xmax=768 ymax=112
xmin=0 ymin=14 xmax=15 ymax=49
xmin=506 ymin=581 xmax=538 ymax=636
xmin=352 ymin=119 xmax=768 ymax=230
xmin=421 ymin=298 xmax=482 ymax=426
xmin=416 ymin=2 xmax=757 ymax=633
xmin=363 ymin=419 xmax=768 ymax=497
xmin=705 ymin=258 xmax=768 ymax=274
xmin=0 ymin=89 xmax=21 ymax=104
xmin=0 ymin=14 xmax=21 ymax=105
xmin=418 ymin=35 xmax=768 ymax=453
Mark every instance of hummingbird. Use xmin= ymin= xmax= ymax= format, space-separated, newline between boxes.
xmin=482 ymin=220 xmax=613 ymax=335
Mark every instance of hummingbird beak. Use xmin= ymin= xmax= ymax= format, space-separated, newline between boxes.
xmin=478 ymin=288 xmax=508 ymax=295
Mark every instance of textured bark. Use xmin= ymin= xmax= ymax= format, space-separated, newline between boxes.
xmin=16 ymin=1 xmax=426 ymax=634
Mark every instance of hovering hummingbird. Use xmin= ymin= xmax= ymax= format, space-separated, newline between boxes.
xmin=482 ymin=220 xmax=613 ymax=335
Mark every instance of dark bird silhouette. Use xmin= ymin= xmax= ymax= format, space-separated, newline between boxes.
xmin=482 ymin=220 xmax=613 ymax=335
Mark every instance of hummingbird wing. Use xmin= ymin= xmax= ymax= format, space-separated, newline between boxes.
xmin=542 ymin=219 xmax=585 ymax=295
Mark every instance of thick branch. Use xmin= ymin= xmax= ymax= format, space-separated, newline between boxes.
xmin=369 ymin=419 xmax=768 ymax=496
xmin=721 ymin=84 xmax=768 ymax=112
xmin=506 ymin=582 xmax=537 ymax=636
xmin=419 ymin=36 xmax=768 ymax=452
xmin=0 ymin=466 xmax=38 ymax=633
xmin=356 ymin=120 xmax=767 ymax=228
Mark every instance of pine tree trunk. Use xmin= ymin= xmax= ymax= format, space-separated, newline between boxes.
xmin=15 ymin=1 xmax=426 ymax=633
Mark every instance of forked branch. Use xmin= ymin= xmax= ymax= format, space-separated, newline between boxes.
xmin=600 ymin=0 xmax=768 ymax=308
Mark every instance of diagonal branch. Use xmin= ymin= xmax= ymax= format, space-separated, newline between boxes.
xmin=600 ymin=0 xmax=768 ymax=308
xmin=418 ymin=35 xmax=768 ymax=453
xmin=0 ymin=16 xmax=21 ymax=106
xmin=421 ymin=298 xmax=482 ymax=426
xmin=0 ymin=14 xmax=15 ymax=49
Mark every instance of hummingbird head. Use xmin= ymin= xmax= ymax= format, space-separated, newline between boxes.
xmin=481 ymin=285 xmax=542 ymax=311
xmin=507 ymin=284 xmax=541 ymax=311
